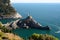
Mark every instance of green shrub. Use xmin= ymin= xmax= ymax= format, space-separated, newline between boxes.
xmin=0 ymin=22 xmax=3 ymax=27
xmin=29 ymin=33 xmax=59 ymax=40
xmin=0 ymin=22 xmax=12 ymax=33
xmin=0 ymin=31 xmax=4 ymax=37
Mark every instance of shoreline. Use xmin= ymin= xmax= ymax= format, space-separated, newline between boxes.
xmin=0 ymin=13 xmax=22 ymax=19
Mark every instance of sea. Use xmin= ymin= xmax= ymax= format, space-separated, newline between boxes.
xmin=0 ymin=3 xmax=60 ymax=39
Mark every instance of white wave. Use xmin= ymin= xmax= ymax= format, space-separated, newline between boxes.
xmin=55 ymin=31 xmax=60 ymax=33
xmin=48 ymin=23 xmax=60 ymax=30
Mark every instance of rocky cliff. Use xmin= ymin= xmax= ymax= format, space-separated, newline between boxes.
xmin=0 ymin=0 xmax=22 ymax=19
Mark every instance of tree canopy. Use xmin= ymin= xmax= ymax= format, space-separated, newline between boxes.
xmin=0 ymin=0 xmax=16 ymax=15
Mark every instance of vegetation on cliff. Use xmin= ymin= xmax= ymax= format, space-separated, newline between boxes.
xmin=0 ymin=0 xmax=16 ymax=15
xmin=0 ymin=0 xmax=22 ymax=19
xmin=29 ymin=33 xmax=59 ymax=40
xmin=0 ymin=22 xmax=12 ymax=33
xmin=0 ymin=30 xmax=24 ymax=40
xmin=0 ymin=22 xmax=24 ymax=40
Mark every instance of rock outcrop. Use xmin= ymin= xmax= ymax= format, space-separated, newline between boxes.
xmin=17 ymin=16 xmax=50 ymax=30
xmin=5 ymin=16 xmax=50 ymax=30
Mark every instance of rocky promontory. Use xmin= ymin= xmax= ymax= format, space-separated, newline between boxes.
xmin=0 ymin=0 xmax=22 ymax=19
xmin=4 ymin=16 xmax=50 ymax=30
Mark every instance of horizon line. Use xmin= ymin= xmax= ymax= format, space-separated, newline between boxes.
xmin=10 ymin=3 xmax=60 ymax=4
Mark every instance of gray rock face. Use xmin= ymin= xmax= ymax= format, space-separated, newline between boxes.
xmin=16 ymin=16 xmax=50 ymax=30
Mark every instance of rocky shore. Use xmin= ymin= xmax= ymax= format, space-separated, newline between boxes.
xmin=0 ymin=12 xmax=22 ymax=19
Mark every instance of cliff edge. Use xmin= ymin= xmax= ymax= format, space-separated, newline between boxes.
xmin=0 ymin=0 xmax=22 ymax=19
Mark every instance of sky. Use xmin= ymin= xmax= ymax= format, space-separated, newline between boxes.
xmin=10 ymin=0 xmax=60 ymax=3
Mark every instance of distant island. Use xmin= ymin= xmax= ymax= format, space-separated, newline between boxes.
xmin=0 ymin=0 xmax=22 ymax=19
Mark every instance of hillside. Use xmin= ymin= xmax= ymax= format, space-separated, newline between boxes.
xmin=0 ymin=22 xmax=24 ymax=40
xmin=0 ymin=30 xmax=24 ymax=40
xmin=0 ymin=0 xmax=22 ymax=19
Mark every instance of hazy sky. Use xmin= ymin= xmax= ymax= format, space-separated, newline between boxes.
xmin=10 ymin=0 xmax=60 ymax=3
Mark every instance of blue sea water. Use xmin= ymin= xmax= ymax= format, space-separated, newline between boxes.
xmin=12 ymin=3 xmax=60 ymax=39
xmin=0 ymin=3 xmax=60 ymax=39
